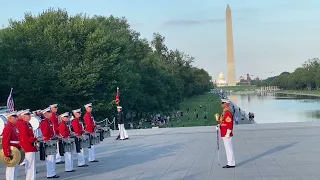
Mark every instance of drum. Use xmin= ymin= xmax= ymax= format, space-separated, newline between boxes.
xmin=29 ymin=115 xmax=41 ymax=131
xmin=0 ymin=114 xmax=8 ymax=135
xmin=39 ymin=140 xmax=58 ymax=161
xmin=90 ymin=132 xmax=100 ymax=145
xmin=80 ymin=134 xmax=90 ymax=149
xmin=62 ymin=138 xmax=75 ymax=152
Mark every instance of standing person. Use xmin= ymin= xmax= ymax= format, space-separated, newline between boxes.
xmin=49 ymin=104 xmax=64 ymax=164
xmin=116 ymin=106 xmax=129 ymax=140
xmin=58 ymin=112 xmax=75 ymax=172
xmin=17 ymin=110 xmax=26 ymax=167
xmin=83 ymin=103 xmax=98 ymax=163
xmin=2 ymin=111 xmax=20 ymax=180
xmin=71 ymin=109 xmax=88 ymax=168
xmin=235 ymin=115 xmax=239 ymax=125
xmin=40 ymin=107 xmax=59 ymax=178
xmin=204 ymin=115 xmax=208 ymax=125
xmin=219 ymin=99 xmax=235 ymax=168
xmin=19 ymin=110 xmax=38 ymax=180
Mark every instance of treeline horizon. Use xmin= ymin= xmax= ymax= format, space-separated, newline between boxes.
xmin=0 ymin=8 xmax=213 ymax=120
xmin=251 ymin=58 xmax=320 ymax=90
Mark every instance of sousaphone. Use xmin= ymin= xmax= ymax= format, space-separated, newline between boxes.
xmin=29 ymin=114 xmax=41 ymax=131
xmin=0 ymin=114 xmax=8 ymax=135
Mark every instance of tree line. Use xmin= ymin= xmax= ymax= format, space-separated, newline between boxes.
xmin=251 ymin=58 xmax=320 ymax=90
xmin=0 ymin=9 xmax=213 ymax=120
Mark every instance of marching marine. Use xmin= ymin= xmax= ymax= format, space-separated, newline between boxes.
xmin=116 ymin=106 xmax=129 ymax=140
xmin=58 ymin=112 xmax=75 ymax=172
xmin=49 ymin=104 xmax=64 ymax=164
xmin=71 ymin=108 xmax=88 ymax=167
xmin=1 ymin=111 xmax=20 ymax=180
xmin=218 ymin=99 xmax=235 ymax=168
xmin=18 ymin=109 xmax=38 ymax=180
xmin=40 ymin=107 xmax=59 ymax=179
xmin=17 ymin=110 xmax=26 ymax=166
xmin=83 ymin=103 xmax=98 ymax=163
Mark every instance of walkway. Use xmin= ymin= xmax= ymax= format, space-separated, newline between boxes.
xmin=1 ymin=123 xmax=320 ymax=180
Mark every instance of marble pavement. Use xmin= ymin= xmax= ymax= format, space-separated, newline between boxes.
xmin=1 ymin=122 xmax=320 ymax=180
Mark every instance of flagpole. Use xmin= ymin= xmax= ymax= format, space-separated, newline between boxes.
xmin=115 ymin=87 xmax=119 ymax=130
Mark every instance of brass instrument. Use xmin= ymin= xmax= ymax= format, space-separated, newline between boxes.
xmin=215 ymin=113 xmax=220 ymax=121
xmin=0 ymin=146 xmax=24 ymax=167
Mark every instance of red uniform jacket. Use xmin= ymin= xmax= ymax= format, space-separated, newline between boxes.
xmin=16 ymin=118 xmax=24 ymax=129
xmin=40 ymin=118 xmax=54 ymax=141
xmin=59 ymin=121 xmax=71 ymax=138
xmin=220 ymin=108 xmax=233 ymax=137
xmin=19 ymin=121 xmax=37 ymax=152
xmin=72 ymin=118 xmax=85 ymax=136
xmin=50 ymin=112 xmax=59 ymax=135
xmin=1 ymin=122 xmax=20 ymax=157
xmin=84 ymin=112 xmax=96 ymax=133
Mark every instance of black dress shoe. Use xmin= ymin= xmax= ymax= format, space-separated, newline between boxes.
xmin=223 ymin=165 xmax=235 ymax=168
xmin=65 ymin=170 xmax=75 ymax=172
xmin=89 ymin=160 xmax=98 ymax=163
xmin=47 ymin=175 xmax=59 ymax=178
xmin=78 ymin=164 xmax=89 ymax=167
xmin=56 ymin=161 xmax=65 ymax=164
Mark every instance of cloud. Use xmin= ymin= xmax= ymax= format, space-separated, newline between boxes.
xmin=162 ymin=18 xmax=225 ymax=27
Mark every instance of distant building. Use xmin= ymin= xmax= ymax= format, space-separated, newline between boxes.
xmin=215 ymin=72 xmax=228 ymax=87
xmin=237 ymin=74 xmax=251 ymax=85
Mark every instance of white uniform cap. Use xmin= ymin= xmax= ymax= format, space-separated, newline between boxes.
xmin=49 ymin=104 xmax=58 ymax=108
xmin=21 ymin=109 xmax=31 ymax=116
xmin=17 ymin=110 xmax=25 ymax=115
xmin=84 ymin=103 xmax=92 ymax=108
xmin=5 ymin=111 xmax=18 ymax=118
xmin=117 ymin=106 xmax=122 ymax=109
xmin=221 ymin=99 xmax=230 ymax=103
xmin=60 ymin=112 xmax=69 ymax=117
xmin=72 ymin=109 xmax=81 ymax=113
xmin=41 ymin=107 xmax=51 ymax=114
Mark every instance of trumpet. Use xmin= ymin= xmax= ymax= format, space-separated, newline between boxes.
xmin=215 ymin=113 xmax=220 ymax=121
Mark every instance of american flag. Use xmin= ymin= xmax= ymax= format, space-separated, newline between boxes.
xmin=7 ymin=88 xmax=14 ymax=112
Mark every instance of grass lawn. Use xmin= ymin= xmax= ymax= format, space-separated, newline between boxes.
xmin=166 ymin=94 xmax=222 ymax=127
xmin=219 ymin=85 xmax=258 ymax=92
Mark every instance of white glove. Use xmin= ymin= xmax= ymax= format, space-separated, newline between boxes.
xmin=225 ymin=129 xmax=232 ymax=139
xmin=216 ymin=125 xmax=220 ymax=131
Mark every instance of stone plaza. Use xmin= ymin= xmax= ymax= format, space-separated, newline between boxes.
xmin=1 ymin=122 xmax=320 ymax=180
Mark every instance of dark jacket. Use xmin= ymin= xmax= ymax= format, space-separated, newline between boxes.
xmin=117 ymin=112 xmax=123 ymax=124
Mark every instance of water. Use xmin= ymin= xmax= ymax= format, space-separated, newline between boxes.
xmin=228 ymin=92 xmax=320 ymax=124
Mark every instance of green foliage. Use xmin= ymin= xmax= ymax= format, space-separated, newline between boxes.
xmin=0 ymin=9 xmax=213 ymax=120
xmin=262 ymin=58 xmax=320 ymax=90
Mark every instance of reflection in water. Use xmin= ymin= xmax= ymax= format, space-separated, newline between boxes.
xmin=229 ymin=93 xmax=320 ymax=124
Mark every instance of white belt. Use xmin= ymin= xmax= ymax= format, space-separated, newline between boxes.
xmin=10 ymin=141 xmax=19 ymax=144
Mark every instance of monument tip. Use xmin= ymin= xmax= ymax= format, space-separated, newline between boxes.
xmin=226 ymin=4 xmax=231 ymax=11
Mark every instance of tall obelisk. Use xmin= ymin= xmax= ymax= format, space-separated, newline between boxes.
xmin=226 ymin=4 xmax=236 ymax=86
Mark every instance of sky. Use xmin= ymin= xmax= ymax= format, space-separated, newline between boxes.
xmin=1 ymin=0 xmax=320 ymax=80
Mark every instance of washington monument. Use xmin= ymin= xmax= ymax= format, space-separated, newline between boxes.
xmin=226 ymin=4 xmax=236 ymax=86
